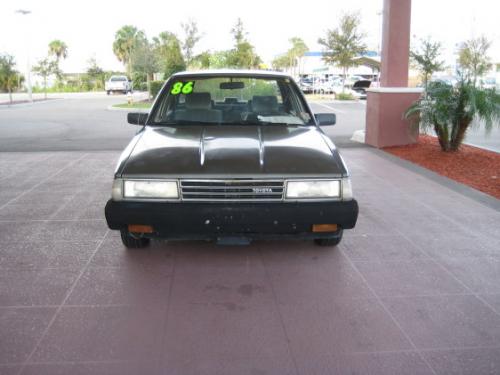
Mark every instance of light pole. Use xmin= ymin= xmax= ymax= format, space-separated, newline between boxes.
xmin=376 ymin=10 xmax=383 ymax=56
xmin=15 ymin=9 xmax=33 ymax=102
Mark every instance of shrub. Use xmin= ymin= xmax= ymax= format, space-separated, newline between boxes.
xmin=336 ymin=92 xmax=355 ymax=100
xmin=405 ymin=78 xmax=500 ymax=151
xmin=150 ymin=80 xmax=165 ymax=99
xmin=138 ymin=82 xmax=148 ymax=91
xmin=132 ymin=72 xmax=146 ymax=92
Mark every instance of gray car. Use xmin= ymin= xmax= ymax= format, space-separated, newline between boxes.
xmin=105 ymin=70 xmax=358 ymax=248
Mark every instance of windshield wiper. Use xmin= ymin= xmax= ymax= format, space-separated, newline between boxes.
xmin=153 ymin=120 xmax=221 ymax=126
xmin=153 ymin=120 xmax=308 ymax=127
xmin=255 ymin=121 xmax=311 ymax=126
xmin=223 ymin=120 xmax=302 ymax=126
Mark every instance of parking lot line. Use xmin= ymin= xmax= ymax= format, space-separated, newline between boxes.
xmin=313 ymin=102 xmax=347 ymax=114
xmin=0 ymin=154 xmax=88 ymax=211
xmin=19 ymin=229 xmax=110 ymax=372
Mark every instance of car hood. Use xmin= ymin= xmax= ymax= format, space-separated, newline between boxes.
xmin=118 ymin=125 xmax=346 ymax=178
xmin=352 ymin=80 xmax=371 ymax=89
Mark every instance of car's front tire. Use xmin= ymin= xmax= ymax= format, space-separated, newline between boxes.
xmin=314 ymin=229 xmax=343 ymax=247
xmin=120 ymin=229 xmax=150 ymax=249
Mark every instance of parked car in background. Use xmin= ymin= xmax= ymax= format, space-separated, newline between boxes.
xmin=105 ymin=70 xmax=359 ymax=248
xmin=298 ymin=77 xmax=313 ymax=93
xmin=345 ymin=75 xmax=364 ymax=87
xmin=351 ymin=80 xmax=371 ymax=99
xmin=319 ymin=78 xmax=366 ymax=99
xmin=105 ymin=75 xmax=132 ymax=95
xmin=319 ymin=80 xmax=344 ymax=97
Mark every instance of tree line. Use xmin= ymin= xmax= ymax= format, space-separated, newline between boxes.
xmin=410 ymin=35 xmax=493 ymax=91
xmin=0 ymin=12 xmax=497 ymax=103
xmin=0 ymin=40 xmax=70 ymax=102
xmin=111 ymin=18 xmax=264 ymax=97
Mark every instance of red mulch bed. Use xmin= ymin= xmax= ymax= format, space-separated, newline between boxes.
xmin=383 ymin=135 xmax=500 ymax=199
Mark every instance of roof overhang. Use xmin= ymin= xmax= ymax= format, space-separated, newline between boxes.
xmin=352 ymin=56 xmax=381 ymax=70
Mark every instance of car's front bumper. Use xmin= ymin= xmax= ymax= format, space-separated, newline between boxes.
xmin=105 ymin=200 xmax=358 ymax=241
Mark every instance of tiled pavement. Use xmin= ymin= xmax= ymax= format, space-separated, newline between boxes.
xmin=0 ymin=149 xmax=499 ymax=375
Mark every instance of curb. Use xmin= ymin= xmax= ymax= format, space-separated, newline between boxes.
xmin=0 ymin=98 xmax=64 ymax=110
xmin=106 ymin=105 xmax=150 ymax=113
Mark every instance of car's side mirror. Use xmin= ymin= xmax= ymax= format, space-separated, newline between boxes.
xmin=127 ymin=112 xmax=148 ymax=126
xmin=315 ymin=113 xmax=336 ymax=126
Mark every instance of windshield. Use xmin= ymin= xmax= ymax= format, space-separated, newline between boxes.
xmin=150 ymin=76 xmax=314 ymax=126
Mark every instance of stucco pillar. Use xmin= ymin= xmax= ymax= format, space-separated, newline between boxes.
xmin=379 ymin=0 xmax=412 ymax=87
xmin=365 ymin=0 xmax=422 ymax=148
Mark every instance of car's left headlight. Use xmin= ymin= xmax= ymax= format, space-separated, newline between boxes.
xmin=285 ymin=180 xmax=341 ymax=199
xmin=112 ymin=179 xmax=179 ymax=200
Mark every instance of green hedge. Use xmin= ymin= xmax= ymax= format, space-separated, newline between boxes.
xmin=132 ymin=72 xmax=146 ymax=92
xmin=150 ymin=81 xmax=165 ymax=99
xmin=336 ymin=92 xmax=355 ymax=100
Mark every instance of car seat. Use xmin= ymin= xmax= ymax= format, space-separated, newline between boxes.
xmin=175 ymin=92 xmax=222 ymax=123
xmin=251 ymin=96 xmax=280 ymax=115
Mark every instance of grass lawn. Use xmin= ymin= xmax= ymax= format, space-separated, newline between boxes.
xmin=112 ymin=102 xmax=152 ymax=109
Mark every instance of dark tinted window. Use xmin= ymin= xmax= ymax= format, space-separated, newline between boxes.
xmin=151 ymin=76 xmax=313 ymax=126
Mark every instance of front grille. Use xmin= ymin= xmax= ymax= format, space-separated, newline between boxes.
xmin=180 ymin=179 xmax=284 ymax=202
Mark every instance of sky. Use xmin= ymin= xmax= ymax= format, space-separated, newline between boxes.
xmin=1 ymin=0 xmax=499 ymax=74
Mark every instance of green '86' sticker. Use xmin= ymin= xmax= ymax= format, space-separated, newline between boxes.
xmin=170 ymin=81 xmax=194 ymax=95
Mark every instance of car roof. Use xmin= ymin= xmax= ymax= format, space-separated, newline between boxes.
xmin=171 ymin=69 xmax=293 ymax=79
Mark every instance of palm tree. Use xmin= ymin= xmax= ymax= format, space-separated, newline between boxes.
xmin=113 ymin=25 xmax=145 ymax=78
xmin=48 ymin=40 xmax=68 ymax=80
xmin=405 ymin=78 xmax=500 ymax=151
xmin=48 ymin=40 xmax=68 ymax=63
xmin=288 ymin=37 xmax=308 ymax=77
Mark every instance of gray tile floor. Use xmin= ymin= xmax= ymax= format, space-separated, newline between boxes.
xmin=0 ymin=149 xmax=499 ymax=375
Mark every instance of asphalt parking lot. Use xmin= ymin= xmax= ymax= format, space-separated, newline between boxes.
xmin=1 ymin=93 xmax=498 ymax=152
xmin=0 ymin=94 xmax=365 ymax=152
xmin=0 ymin=94 xmax=140 ymax=152
xmin=1 ymin=96 xmax=500 ymax=374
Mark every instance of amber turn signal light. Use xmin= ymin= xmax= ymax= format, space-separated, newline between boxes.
xmin=128 ymin=224 xmax=154 ymax=233
xmin=312 ymin=224 xmax=338 ymax=233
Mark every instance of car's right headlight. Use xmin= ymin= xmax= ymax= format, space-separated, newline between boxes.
xmin=284 ymin=178 xmax=353 ymax=201
xmin=111 ymin=179 xmax=179 ymax=200
xmin=285 ymin=180 xmax=341 ymax=199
